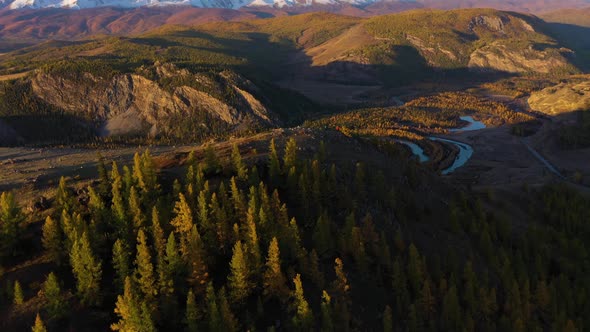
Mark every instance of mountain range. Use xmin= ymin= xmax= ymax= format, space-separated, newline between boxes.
xmin=2 ymin=0 xmax=590 ymax=11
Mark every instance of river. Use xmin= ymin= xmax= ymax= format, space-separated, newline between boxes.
xmin=397 ymin=115 xmax=484 ymax=174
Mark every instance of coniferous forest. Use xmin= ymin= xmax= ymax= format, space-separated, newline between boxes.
xmin=0 ymin=137 xmax=588 ymax=332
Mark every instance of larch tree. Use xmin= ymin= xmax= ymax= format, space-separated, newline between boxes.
xmin=135 ymin=229 xmax=156 ymax=305
xmin=218 ymin=287 xmax=238 ymax=332
xmin=228 ymin=241 xmax=252 ymax=304
xmin=283 ymin=138 xmax=298 ymax=172
xmin=42 ymin=216 xmax=63 ymax=265
xmin=185 ymin=289 xmax=199 ymax=332
xmin=128 ymin=186 xmax=145 ymax=230
xmin=13 ymin=280 xmax=24 ymax=305
xmin=263 ymin=237 xmax=289 ymax=301
xmin=112 ymin=239 xmax=131 ymax=292
xmin=31 ymin=313 xmax=47 ymax=332
xmin=291 ymin=274 xmax=313 ymax=330
xmin=231 ymin=143 xmax=248 ymax=181
xmin=171 ymin=193 xmax=193 ymax=253
xmin=70 ymin=232 xmax=102 ymax=306
xmin=268 ymin=139 xmax=281 ymax=185
xmin=0 ymin=191 xmax=25 ymax=257
xmin=55 ymin=176 xmax=73 ymax=212
xmin=43 ymin=272 xmax=67 ymax=319
xmin=321 ymin=290 xmax=334 ymax=332
xmin=206 ymin=282 xmax=222 ymax=332
xmin=185 ymin=225 xmax=209 ymax=295
xmin=111 ymin=277 xmax=142 ymax=332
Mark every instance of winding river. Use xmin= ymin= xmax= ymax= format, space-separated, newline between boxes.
xmin=398 ymin=116 xmax=485 ymax=174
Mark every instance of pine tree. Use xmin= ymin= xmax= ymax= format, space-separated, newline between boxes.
xmin=135 ymin=230 xmax=156 ymax=304
xmin=313 ymin=214 xmax=334 ymax=258
xmin=31 ymin=313 xmax=47 ymax=332
xmin=171 ymin=193 xmax=193 ymax=252
xmin=129 ymin=186 xmax=145 ymax=230
xmin=13 ymin=280 xmax=24 ymax=305
xmin=111 ymin=277 xmax=143 ymax=332
xmin=204 ymin=145 xmax=222 ymax=174
xmin=43 ymin=272 xmax=67 ymax=319
xmin=230 ymin=177 xmax=246 ymax=218
xmin=113 ymin=239 xmax=131 ymax=292
xmin=291 ymin=274 xmax=313 ymax=330
xmin=111 ymin=162 xmax=128 ymax=239
xmin=442 ymin=285 xmax=462 ymax=331
xmin=70 ymin=232 xmax=102 ymax=306
xmin=231 ymin=143 xmax=248 ymax=181
xmin=228 ymin=241 xmax=252 ymax=304
xmin=206 ymin=282 xmax=222 ymax=332
xmin=283 ymin=138 xmax=298 ymax=171
xmin=268 ymin=139 xmax=281 ymax=184
xmin=164 ymin=233 xmax=183 ymax=289
xmin=332 ymin=258 xmax=351 ymax=332
xmin=218 ymin=287 xmax=238 ymax=332
xmin=245 ymin=205 xmax=262 ymax=274
xmin=140 ymin=302 xmax=156 ymax=332
xmin=383 ymin=305 xmax=393 ymax=332
xmin=263 ymin=237 xmax=289 ymax=301
xmin=185 ymin=225 xmax=209 ymax=294
xmin=308 ymin=249 xmax=324 ymax=289
xmin=185 ymin=289 xmax=199 ymax=332
xmin=0 ymin=191 xmax=24 ymax=257
xmin=55 ymin=176 xmax=73 ymax=212
xmin=42 ymin=216 xmax=63 ymax=265
xmin=97 ymin=154 xmax=110 ymax=196
xmin=321 ymin=290 xmax=334 ymax=332
xmin=151 ymin=206 xmax=166 ymax=268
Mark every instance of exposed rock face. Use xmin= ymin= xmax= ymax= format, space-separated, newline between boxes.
xmin=30 ymin=64 xmax=278 ymax=137
xmin=468 ymin=42 xmax=572 ymax=73
xmin=468 ymin=15 xmax=507 ymax=33
xmin=528 ymin=80 xmax=590 ymax=115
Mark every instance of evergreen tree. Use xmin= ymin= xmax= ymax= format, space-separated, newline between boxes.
xmin=268 ymin=139 xmax=281 ymax=184
xmin=97 ymin=154 xmax=111 ymax=196
xmin=206 ymin=282 xmax=222 ymax=332
xmin=185 ymin=225 xmax=209 ymax=294
xmin=171 ymin=193 xmax=194 ymax=252
xmin=70 ymin=232 xmax=102 ymax=306
xmin=308 ymin=249 xmax=324 ymax=289
xmin=313 ymin=213 xmax=334 ymax=258
xmin=245 ymin=205 xmax=262 ymax=274
xmin=231 ymin=143 xmax=248 ymax=181
xmin=218 ymin=287 xmax=238 ymax=332
xmin=321 ymin=290 xmax=334 ymax=332
xmin=135 ymin=230 xmax=156 ymax=304
xmin=42 ymin=216 xmax=63 ymax=265
xmin=291 ymin=274 xmax=313 ymax=330
xmin=442 ymin=285 xmax=462 ymax=331
xmin=113 ymin=239 xmax=131 ymax=292
xmin=263 ymin=237 xmax=289 ymax=301
xmin=31 ymin=313 xmax=47 ymax=332
xmin=204 ymin=145 xmax=222 ymax=174
xmin=129 ymin=186 xmax=145 ymax=230
xmin=13 ymin=280 xmax=24 ymax=305
xmin=228 ymin=241 xmax=252 ymax=304
xmin=42 ymin=272 xmax=67 ymax=319
xmin=185 ymin=289 xmax=199 ymax=332
xmin=55 ymin=176 xmax=73 ymax=212
xmin=0 ymin=191 xmax=24 ymax=257
xmin=111 ymin=277 xmax=143 ymax=332
xmin=284 ymin=138 xmax=298 ymax=171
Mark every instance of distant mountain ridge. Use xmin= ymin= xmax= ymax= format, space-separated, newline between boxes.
xmin=3 ymin=0 xmax=590 ymax=10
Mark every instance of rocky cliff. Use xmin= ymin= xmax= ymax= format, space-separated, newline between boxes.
xmin=29 ymin=63 xmax=279 ymax=138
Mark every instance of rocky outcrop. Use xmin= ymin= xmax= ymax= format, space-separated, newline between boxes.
xmin=468 ymin=42 xmax=572 ymax=73
xmin=528 ymin=80 xmax=590 ymax=115
xmin=30 ymin=64 xmax=278 ymax=137
xmin=468 ymin=15 xmax=507 ymax=33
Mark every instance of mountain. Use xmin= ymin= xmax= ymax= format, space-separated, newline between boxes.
xmin=3 ymin=0 xmax=590 ymax=11
xmin=0 ymin=8 xmax=581 ymax=140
